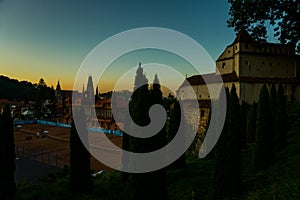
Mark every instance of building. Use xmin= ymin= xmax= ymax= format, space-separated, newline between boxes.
xmin=178 ymin=30 xmax=300 ymax=130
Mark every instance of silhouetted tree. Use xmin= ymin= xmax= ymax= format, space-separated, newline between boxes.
xmin=141 ymin=74 xmax=168 ymax=200
xmin=253 ymin=84 xmax=274 ymax=170
xmin=0 ymin=75 xmax=39 ymax=100
xmin=167 ymin=99 xmax=186 ymax=169
xmin=247 ymin=102 xmax=257 ymax=144
xmin=123 ymin=64 xmax=150 ymax=200
xmin=228 ymin=0 xmax=300 ymax=52
xmin=129 ymin=63 xmax=150 ymax=154
xmin=0 ymin=105 xmax=16 ymax=199
xmin=270 ymin=83 xmax=277 ymax=119
xmin=273 ymin=84 xmax=287 ymax=151
xmin=240 ymin=101 xmax=248 ymax=150
xmin=123 ymin=66 xmax=168 ymax=200
xmin=69 ymin=109 xmax=92 ymax=193
xmin=213 ymin=85 xmax=242 ymax=198
xmin=95 ymin=86 xmax=99 ymax=101
xmin=213 ymin=87 xmax=230 ymax=198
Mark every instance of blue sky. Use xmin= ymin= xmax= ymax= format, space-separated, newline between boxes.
xmin=0 ymin=0 xmax=235 ymax=92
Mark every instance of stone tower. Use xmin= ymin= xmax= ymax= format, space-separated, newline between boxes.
xmin=55 ymin=80 xmax=63 ymax=106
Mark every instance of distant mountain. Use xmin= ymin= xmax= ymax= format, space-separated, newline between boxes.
xmin=0 ymin=75 xmax=46 ymax=101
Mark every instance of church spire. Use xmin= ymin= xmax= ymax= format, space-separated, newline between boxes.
xmin=56 ymin=80 xmax=61 ymax=91
xmin=86 ymin=75 xmax=94 ymax=99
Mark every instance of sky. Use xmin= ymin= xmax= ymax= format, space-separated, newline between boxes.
xmin=0 ymin=0 xmax=235 ymax=93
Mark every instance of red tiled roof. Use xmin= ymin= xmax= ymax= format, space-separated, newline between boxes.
xmin=183 ymin=72 xmax=239 ymax=86
xmin=181 ymin=71 xmax=299 ymax=87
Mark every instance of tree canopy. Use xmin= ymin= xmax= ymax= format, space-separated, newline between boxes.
xmin=228 ymin=0 xmax=300 ymax=53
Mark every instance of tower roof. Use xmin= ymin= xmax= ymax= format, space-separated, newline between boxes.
xmin=232 ymin=29 xmax=253 ymax=44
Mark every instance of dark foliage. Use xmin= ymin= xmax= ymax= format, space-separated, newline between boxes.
xmin=0 ymin=75 xmax=54 ymax=101
xmin=273 ymin=84 xmax=287 ymax=151
xmin=69 ymin=110 xmax=92 ymax=193
xmin=213 ymin=85 xmax=242 ymax=198
xmin=240 ymin=101 xmax=249 ymax=150
xmin=253 ymin=84 xmax=275 ymax=170
xmin=0 ymin=105 xmax=16 ymax=199
xmin=247 ymin=102 xmax=257 ymax=144
xmin=167 ymin=99 xmax=186 ymax=169
xmin=228 ymin=0 xmax=300 ymax=52
xmin=270 ymin=83 xmax=277 ymax=119
xmin=124 ymin=66 xmax=168 ymax=200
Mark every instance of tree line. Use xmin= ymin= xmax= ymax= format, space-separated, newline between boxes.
xmin=0 ymin=68 xmax=289 ymax=199
xmin=212 ymin=83 xmax=288 ymax=198
xmin=0 ymin=76 xmax=54 ymax=101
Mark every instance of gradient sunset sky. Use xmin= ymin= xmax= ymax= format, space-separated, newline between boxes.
xmin=0 ymin=0 xmax=235 ymax=92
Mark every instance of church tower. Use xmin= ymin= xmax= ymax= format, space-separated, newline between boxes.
xmin=55 ymin=80 xmax=63 ymax=106
xmin=86 ymin=75 xmax=94 ymax=99
xmin=82 ymin=75 xmax=95 ymax=105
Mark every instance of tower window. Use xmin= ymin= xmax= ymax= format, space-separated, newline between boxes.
xmin=222 ymin=63 xmax=226 ymax=68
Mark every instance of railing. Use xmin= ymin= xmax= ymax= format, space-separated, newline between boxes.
xmin=14 ymin=120 xmax=123 ymax=136
xmin=15 ymin=144 xmax=69 ymax=168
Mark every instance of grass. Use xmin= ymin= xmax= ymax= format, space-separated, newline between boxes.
xmin=15 ymin=102 xmax=300 ymax=199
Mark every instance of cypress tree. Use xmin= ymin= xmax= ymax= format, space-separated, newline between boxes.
xmin=128 ymin=63 xmax=150 ymax=154
xmin=247 ymin=102 xmax=257 ymax=144
xmin=0 ymin=105 xmax=16 ymax=199
xmin=213 ymin=85 xmax=242 ymax=198
xmin=253 ymin=84 xmax=274 ymax=170
xmin=240 ymin=101 xmax=248 ymax=150
xmin=273 ymin=84 xmax=287 ymax=151
xmin=69 ymin=108 xmax=92 ymax=193
xmin=270 ymin=83 xmax=277 ymax=118
xmin=143 ymin=74 xmax=168 ymax=200
xmin=167 ymin=99 xmax=186 ymax=169
xmin=123 ymin=68 xmax=169 ymax=200
xmin=123 ymin=64 xmax=151 ymax=200
xmin=213 ymin=87 xmax=230 ymax=198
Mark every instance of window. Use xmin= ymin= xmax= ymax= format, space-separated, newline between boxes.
xmin=222 ymin=62 xmax=226 ymax=68
xmin=245 ymin=44 xmax=249 ymax=49
xmin=262 ymin=61 xmax=265 ymax=64
xmin=245 ymin=60 xmax=249 ymax=65
xmin=200 ymin=110 xmax=205 ymax=117
xmin=228 ymin=50 xmax=231 ymax=53
xmin=235 ymin=45 xmax=238 ymax=50
xmin=199 ymin=94 xmax=202 ymax=98
xmin=106 ymin=110 xmax=112 ymax=118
